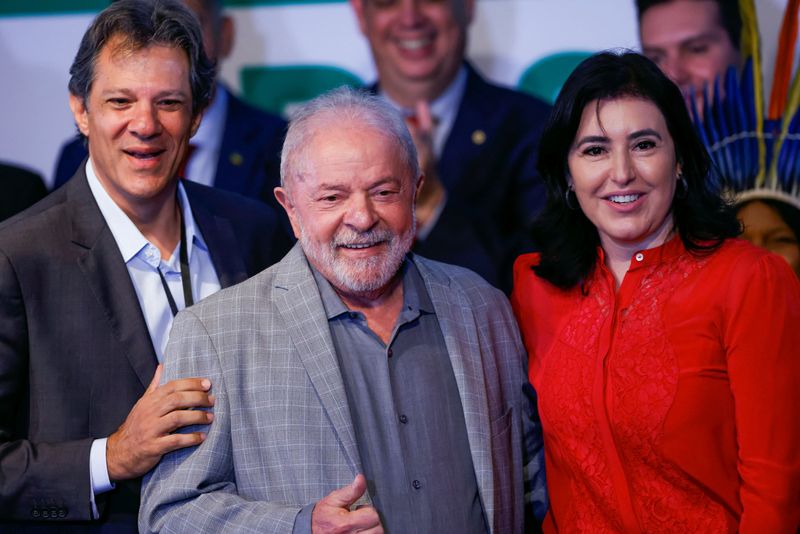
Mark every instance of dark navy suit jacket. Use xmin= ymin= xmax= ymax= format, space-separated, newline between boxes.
xmin=0 ymin=170 xmax=291 ymax=531
xmin=53 ymin=86 xmax=286 ymax=204
xmin=372 ymin=64 xmax=552 ymax=292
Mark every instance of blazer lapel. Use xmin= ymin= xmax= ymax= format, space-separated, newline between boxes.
xmin=272 ymin=245 xmax=365 ymax=486
xmin=414 ymin=256 xmax=495 ymax=527
xmin=68 ymin=171 xmax=158 ymax=389
xmin=438 ymin=64 xmax=492 ymax=192
xmin=213 ymin=94 xmax=251 ymax=195
xmin=186 ymin=184 xmax=248 ymax=289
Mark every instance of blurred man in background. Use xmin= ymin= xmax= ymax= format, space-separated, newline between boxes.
xmin=637 ymin=0 xmax=741 ymax=107
xmin=351 ymin=0 xmax=552 ymax=292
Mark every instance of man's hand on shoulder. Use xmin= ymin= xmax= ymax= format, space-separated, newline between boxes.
xmin=311 ymin=474 xmax=383 ymax=534
xmin=106 ymin=364 xmax=215 ymax=481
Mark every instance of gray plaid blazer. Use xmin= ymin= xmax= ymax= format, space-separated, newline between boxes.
xmin=139 ymin=243 xmax=546 ymax=533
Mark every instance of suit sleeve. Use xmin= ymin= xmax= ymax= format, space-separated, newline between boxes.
xmin=139 ymin=309 xmax=303 ymax=533
xmin=501 ymin=294 xmax=548 ymax=525
xmin=0 ymin=250 xmax=95 ymax=521
xmin=724 ymin=253 xmax=800 ymax=533
xmin=484 ymin=284 xmax=548 ymax=527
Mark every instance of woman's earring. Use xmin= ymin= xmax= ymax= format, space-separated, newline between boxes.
xmin=676 ymin=173 xmax=688 ymax=199
xmin=565 ymin=185 xmax=578 ymax=211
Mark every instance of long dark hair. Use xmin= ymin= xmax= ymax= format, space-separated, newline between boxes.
xmin=533 ymin=51 xmax=741 ymax=289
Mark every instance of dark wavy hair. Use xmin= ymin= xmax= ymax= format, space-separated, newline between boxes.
xmin=69 ymin=0 xmax=214 ymax=119
xmin=635 ymin=0 xmax=742 ymax=51
xmin=533 ymin=51 xmax=741 ymax=289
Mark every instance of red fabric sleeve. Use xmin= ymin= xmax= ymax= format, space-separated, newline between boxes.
xmin=723 ymin=252 xmax=800 ymax=533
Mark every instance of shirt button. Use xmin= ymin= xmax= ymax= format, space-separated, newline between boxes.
xmin=412 ymin=479 xmax=421 ymax=490
xmin=399 ymin=414 xmax=408 ymax=424
xmin=387 ymin=348 xmax=394 ymax=358
xmin=635 ymin=252 xmax=644 ymax=262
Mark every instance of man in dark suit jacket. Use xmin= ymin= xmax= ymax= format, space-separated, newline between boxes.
xmin=351 ymin=0 xmax=551 ymax=292
xmin=0 ymin=1 xmax=288 ymax=530
xmin=52 ymin=0 xmax=287 ymax=206
xmin=0 ymin=162 xmax=47 ymax=221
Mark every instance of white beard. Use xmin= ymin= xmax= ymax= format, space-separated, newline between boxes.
xmin=298 ymin=212 xmax=416 ymax=295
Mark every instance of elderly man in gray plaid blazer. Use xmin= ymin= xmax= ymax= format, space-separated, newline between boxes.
xmin=140 ymin=87 xmax=547 ymax=534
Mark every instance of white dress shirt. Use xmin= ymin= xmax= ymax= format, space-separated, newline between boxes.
xmin=84 ymin=158 xmax=221 ymax=516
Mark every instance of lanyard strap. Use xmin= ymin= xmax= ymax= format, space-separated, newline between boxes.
xmin=157 ymin=214 xmax=193 ymax=317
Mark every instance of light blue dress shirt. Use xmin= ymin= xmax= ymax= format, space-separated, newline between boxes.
xmin=84 ymin=159 xmax=221 ymax=516
xmin=184 ymin=85 xmax=228 ymax=187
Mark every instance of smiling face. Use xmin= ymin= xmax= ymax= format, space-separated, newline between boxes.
xmin=567 ymin=97 xmax=680 ymax=254
xmin=69 ymin=36 xmax=200 ymax=218
xmin=275 ymin=121 xmax=421 ymax=297
xmin=640 ymin=0 xmax=739 ymax=107
xmin=351 ymin=0 xmax=473 ymax=105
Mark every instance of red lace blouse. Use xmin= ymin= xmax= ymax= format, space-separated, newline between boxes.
xmin=511 ymin=237 xmax=800 ymax=533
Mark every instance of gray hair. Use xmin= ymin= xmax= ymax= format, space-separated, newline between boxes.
xmin=68 ymin=0 xmax=215 ymax=118
xmin=280 ymin=86 xmax=420 ymax=189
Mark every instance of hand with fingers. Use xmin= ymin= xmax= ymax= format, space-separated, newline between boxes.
xmin=405 ymin=101 xmax=446 ymax=230
xmin=106 ymin=364 xmax=215 ymax=481
xmin=311 ymin=474 xmax=384 ymax=534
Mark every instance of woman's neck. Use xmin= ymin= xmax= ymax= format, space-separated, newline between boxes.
xmin=600 ymin=216 xmax=675 ymax=288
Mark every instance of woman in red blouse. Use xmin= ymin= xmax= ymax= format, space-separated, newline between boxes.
xmin=511 ymin=51 xmax=800 ymax=533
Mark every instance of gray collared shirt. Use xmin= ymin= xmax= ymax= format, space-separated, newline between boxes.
xmin=311 ymin=259 xmax=486 ymax=534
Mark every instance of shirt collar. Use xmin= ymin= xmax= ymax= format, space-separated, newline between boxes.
xmin=596 ymin=232 xmax=686 ymax=272
xmin=310 ymin=256 xmax=434 ymax=321
xmin=85 ymin=158 xmax=205 ymax=263
xmin=427 ymin=65 xmax=467 ymax=129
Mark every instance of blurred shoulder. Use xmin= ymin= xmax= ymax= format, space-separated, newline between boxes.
xmin=0 ymin=183 xmax=70 ymax=251
xmin=183 ymin=180 xmax=278 ymax=223
xmin=466 ymin=65 xmax=552 ymax=120
xmin=226 ymin=90 xmax=287 ymax=133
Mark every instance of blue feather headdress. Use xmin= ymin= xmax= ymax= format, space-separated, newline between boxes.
xmin=692 ymin=0 xmax=800 ymax=211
